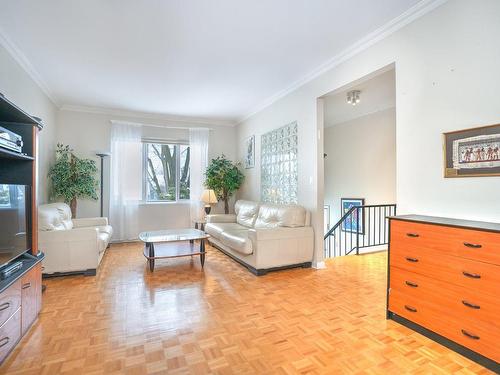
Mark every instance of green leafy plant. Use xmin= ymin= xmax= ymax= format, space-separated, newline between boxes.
xmin=48 ymin=143 xmax=99 ymax=217
xmin=205 ymin=155 xmax=244 ymax=214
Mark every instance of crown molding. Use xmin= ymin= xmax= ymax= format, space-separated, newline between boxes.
xmin=238 ymin=0 xmax=449 ymax=124
xmin=0 ymin=26 xmax=59 ymax=107
xmin=60 ymin=104 xmax=237 ymax=127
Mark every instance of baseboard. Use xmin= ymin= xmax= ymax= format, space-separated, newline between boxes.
xmin=42 ymin=268 xmax=97 ymax=278
xmin=388 ymin=312 xmax=500 ymax=373
xmin=210 ymin=242 xmax=312 ymax=276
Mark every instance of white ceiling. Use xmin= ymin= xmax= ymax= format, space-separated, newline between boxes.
xmin=324 ymin=69 xmax=395 ymax=127
xmin=0 ymin=0 xmax=422 ymax=122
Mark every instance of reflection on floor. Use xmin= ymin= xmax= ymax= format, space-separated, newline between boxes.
xmin=0 ymin=242 xmax=492 ymax=374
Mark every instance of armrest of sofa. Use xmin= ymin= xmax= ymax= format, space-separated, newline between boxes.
xmin=38 ymin=227 xmax=100 ymax=242
xmin=247 ymin=226 xmax=313 ymax=242
xmin=206 ymin=214 xmax=237 ymax=223
xmin=72 ymin=217 xmax=108 ymax=228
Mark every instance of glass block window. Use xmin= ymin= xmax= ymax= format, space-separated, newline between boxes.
xmin=261 ymin=121 xmax=298 ymax=204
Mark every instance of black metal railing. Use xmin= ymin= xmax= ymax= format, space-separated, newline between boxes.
xmin=324 ymin=204 xmax=396 ymax=258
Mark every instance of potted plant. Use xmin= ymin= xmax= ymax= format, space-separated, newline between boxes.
xmin=48 ymin=143 xmax=99 ymax=217
xmin=205 ymin=155 xmax=244 ymax=214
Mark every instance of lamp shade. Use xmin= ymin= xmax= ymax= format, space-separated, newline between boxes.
xmin=201 ymin=189 xmax=218 ymax=204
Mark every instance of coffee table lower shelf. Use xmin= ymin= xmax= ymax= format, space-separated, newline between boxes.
xmin=142 ymin=241 xmax=206 ymax=272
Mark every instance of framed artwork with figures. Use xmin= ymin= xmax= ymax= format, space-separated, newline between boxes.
xmin=443 ymin=124 xmax=500 ymax=177
xmin=341 ymin=198 xmax=365 ymax=234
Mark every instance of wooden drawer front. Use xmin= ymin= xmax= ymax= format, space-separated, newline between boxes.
xmin=21 ymin=264 xmax=42 ymax=335
xmin=390 ymin=267 xmax=500 ymax=327
xmin=0 ymin=307 xmax=21 ymax=364
xmin=0 ymin=280 xmax=21 ymax=328
xmin=389 ymin=289 xmax=500 ymax=362
xmin=391 ymin=220 xmax=500 ymax=265
xmin=390 ymin=244 xmax=500 ymax=297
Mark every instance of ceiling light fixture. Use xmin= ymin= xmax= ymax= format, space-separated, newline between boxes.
xmin=347 ymin=90 xmax=361 ymax=106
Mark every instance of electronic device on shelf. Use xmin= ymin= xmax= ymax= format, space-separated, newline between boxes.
xmin=0 ymin=125 xmax=23 ymax=153
xmin=0 ymin=260 xmax=23 ymax=280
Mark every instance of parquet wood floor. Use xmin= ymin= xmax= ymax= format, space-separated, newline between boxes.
xmin=0 ymin=243 xmax=493 ymax=374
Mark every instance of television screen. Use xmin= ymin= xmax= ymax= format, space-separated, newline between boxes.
xmin=0 ymin=184 xmax=29 ymax=267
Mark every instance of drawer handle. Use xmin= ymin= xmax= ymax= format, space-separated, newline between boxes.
xmin=0 ymin=337 xmax=9 ymax=348
xmin=463 ymin=242 xmax=482 ymax=249
xmin=405 ymin=281 xmax=418 ymax=288
xmin=404 ymin=305 xmax=417 ymax=313
xmin=462 ymin=300 xmax=480 ymax=309
xmin=461 ymin=329 xmax=480 ymax=340
xmin=462 ymin=271 xmax=481 ymax=279
xmin=406 ymin=233 xmax=419 ymax=238
xmin=405 ymin=257 xmax=419 ymax=263
xmin=0 ymin=302 xmax=10 ymax=312
xmin=22 ymin=282 xmax=31 ymax=289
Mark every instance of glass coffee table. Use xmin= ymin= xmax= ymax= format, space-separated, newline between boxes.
xmin=139 ymin=229 xmax=209 ymax=272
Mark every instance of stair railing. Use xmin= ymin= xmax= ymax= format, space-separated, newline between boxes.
xmin=324 ymin=204 xmax=396 ymax=258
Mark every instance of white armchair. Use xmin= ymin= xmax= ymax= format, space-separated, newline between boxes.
xmin=38 ymin=203 xmax=113 ymax=276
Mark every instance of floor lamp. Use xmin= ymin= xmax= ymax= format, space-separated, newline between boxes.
xmin=96 ymin=151 xmax=111 ymax=217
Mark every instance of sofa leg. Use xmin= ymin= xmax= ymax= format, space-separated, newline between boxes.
xmin=83 ymin=269 xmax=97 ymax=276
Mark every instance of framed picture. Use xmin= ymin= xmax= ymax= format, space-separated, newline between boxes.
xmin=341 ymin=198 xmax=365 ymax=234
xmin=244 ymin=135 xmax=255 ymax=169
xmin=443 ymin=124 xmax=500 ymax=177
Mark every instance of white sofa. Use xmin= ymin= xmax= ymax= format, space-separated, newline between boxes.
xmin=205 ymin=200 xmax=314 ymax=275
xmin=38 ymin=203 xmax=113 ymax=276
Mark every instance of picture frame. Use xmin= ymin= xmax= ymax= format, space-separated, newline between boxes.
xmin=244 ymin=135 xmax=255 ymax=169
xmin=341 ymin=198 xmax=365 ymax=234
xmin=443 ymin=123 xmax=500 ymax=178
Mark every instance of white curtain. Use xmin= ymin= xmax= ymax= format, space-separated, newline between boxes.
xmin=109 ymin=123 xmax=142 ymax=241
xmin=189 ymin=128 xmax=209 ymax=222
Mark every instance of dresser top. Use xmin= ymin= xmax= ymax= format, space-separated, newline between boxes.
xmin=390 ymin=215 xmax=500 ymax=233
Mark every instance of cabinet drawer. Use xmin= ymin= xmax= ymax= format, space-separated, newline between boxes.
xmin=390 ymin=244 xmax=500 ymax=297
xmin=0 ymin=280 xmax=21 ymax=328
xmin=0 ymin=307 xmax=21 ymax=364
xmin=389 ymin=289 xmax=500 ymax=362
xmin=391 ymin=220 xmax=500 ymax=265
xmin=390 ymin=267 xmax=500 ymax=327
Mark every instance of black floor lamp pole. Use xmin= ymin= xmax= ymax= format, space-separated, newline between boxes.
xmin=96 ymin=152 xmax=110 ymax=217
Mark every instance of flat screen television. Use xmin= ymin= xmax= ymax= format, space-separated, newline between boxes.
xmin=0 ymin=184 xmax=29 ymax=268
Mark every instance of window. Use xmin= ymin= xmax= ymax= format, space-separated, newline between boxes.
xmin=143 ymin=142 xmax=190 ymax=202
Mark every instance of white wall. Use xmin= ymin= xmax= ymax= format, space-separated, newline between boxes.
xmin=0 ymin=44 xmax=57 ymax=203
xmin=324 ymin=108 xmax=396 ymax=224
xmin=237 ymin=0 xmax=500 ymax=266
xmin=56 ymin=109 xmax=237 ymax=231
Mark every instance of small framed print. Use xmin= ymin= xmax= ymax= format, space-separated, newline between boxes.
xmin=443 ymin=124 xmax=500 ymax=178
xmin=244 ymin=135 xmax=255 ymax=169
xmin=341 ymin=198 xmax=365 ymax=234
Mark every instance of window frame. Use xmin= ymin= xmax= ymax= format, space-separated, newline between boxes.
xmin=142 ymin=139 xmax=190 ymax=203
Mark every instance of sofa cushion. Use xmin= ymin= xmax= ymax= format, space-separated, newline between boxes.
xmin=235 ymin=200 xmax=259 ymax=228
xmin=38 ymin=203 xmax=73 ymax=231
xmin=220 ymin=230 xmax=253 ymax=255
xmin=254 ymin=204 xmax=307 ymax=229
xmin=205 ymin=222 xmax=247 ymax=240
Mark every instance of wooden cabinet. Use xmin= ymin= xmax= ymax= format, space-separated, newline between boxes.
xmin=20 ymin=263 xmax=42 ymax=335
xmin=387 ymin=215 xmax=500 ymax=372
xmin=0 ymin=259 xmax=43 ymax=365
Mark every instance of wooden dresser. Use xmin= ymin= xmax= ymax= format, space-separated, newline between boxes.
xmin=387 ymin=215 xmax=500 ymax=372
xmin=0 ymin=254 xmax=43 ymax=363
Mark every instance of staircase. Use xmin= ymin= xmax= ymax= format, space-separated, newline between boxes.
xmin=324 ymin=204 xmax=396 ymax=258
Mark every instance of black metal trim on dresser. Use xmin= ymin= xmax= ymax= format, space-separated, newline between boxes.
xmin=388 ymin=313 xmax=500 ymax=373
xmin=388 ymin=214 xmax=500 ymax=233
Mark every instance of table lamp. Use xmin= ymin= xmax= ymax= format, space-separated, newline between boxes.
xmin=201 ymin=189 xmax=218 ymax=214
